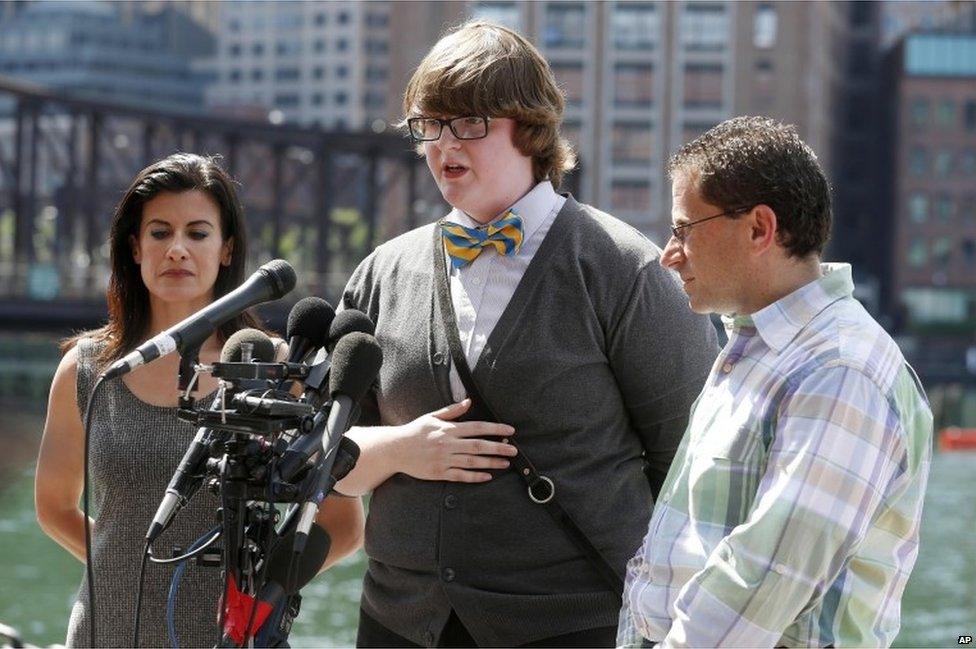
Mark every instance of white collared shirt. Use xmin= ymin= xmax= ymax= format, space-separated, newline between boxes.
xmin=443 ymin=181 xmax=566 ymax=400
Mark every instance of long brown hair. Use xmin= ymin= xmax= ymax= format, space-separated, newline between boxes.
xmin=63 ymin=152 xmax=265 ymax=366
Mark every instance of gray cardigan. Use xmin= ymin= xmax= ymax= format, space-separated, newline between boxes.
xmin=342 ymin=197 xmax=719 ymax=647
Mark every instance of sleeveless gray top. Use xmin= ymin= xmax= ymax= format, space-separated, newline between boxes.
xmin=67 ymin=338 xmax=224 ymax=648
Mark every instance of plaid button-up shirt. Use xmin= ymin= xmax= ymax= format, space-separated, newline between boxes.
xmin=617 ymin=264 xmax=933 ymax=648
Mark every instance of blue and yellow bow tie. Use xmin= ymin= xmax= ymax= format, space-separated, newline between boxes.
xmin=440 ymin=212 xmax=524 ymax=269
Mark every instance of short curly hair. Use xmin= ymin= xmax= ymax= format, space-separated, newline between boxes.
xmin=668 ymin=116 xmax=832 ymax=258
xmin=402 ymin=20 xmax=576 ymax=188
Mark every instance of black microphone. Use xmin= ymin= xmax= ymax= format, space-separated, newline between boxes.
xmin=145 ymin=330 xmax=276 ymax=543
xmin=301 ymin=309 xmax=376 ymax=407
xmin=277 ymin=318 xmax=379 ymax=481
xmin=102 ymin=259 xmax=296 ymax=380
xmin=285 ymin=297 xmax=335 ymax=365
xmin=293 ymin=333 xmax=382 ymax=553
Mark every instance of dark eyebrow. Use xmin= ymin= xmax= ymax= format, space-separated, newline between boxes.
xmin=145 ymin=219 xmax=216 ymax=228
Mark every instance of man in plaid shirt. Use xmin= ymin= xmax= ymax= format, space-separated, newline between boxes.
xmin=617 ymin=117 xmax=932 ymax=648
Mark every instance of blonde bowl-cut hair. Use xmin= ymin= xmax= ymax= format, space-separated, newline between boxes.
xmin=402 ymin=20 xmax=576 ymax=188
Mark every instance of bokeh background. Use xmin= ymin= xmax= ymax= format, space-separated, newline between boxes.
xmin=1 ymin=1 xmax=974 ymax=646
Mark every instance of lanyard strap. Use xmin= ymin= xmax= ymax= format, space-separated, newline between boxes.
xmin=431 ymin=225 xmax=624 ymax=596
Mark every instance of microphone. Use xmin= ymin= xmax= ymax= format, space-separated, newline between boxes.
xmin=301 ymin=309 xmax=376 ymax=407
xmin=220 ymin=523 xmax=331 ymax=647
xmin=285 ymin=297 xmax=335 ymax=365
xmin=145 ymin=330 xmax=277 ymax=544
xmin=293 ymin=333 xmax=382 ymax=553
xmin=277 ymin=321 xmax=379 ymax=481
xmin=102 ymin=259 xmax=296 ymax=380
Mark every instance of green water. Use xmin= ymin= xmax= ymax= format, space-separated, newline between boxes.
xmin=1 ymin=441 xmax=973 ymax=648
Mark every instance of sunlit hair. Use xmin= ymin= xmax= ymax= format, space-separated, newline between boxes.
xmin=668 ymin=116 xmax=832 ymax=258
xmin=402 ymin=20 xmax=576 ymax=187
xmin=62 ymin=152 xmax=266 ymax=366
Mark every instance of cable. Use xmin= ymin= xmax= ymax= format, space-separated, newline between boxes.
xmin=132 ymin=542 xmax=150 ymax=647
xmin=82 ymin=375 xmax=109 ymax=648
xmin=149 ymin=528 xmax=222 ymax=564
xmin=165 ymin=527 xmax=223 ymax=649
xmin=240 ymin=436 xmax=284 ymax=647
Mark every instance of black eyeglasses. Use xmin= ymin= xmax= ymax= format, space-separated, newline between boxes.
xmin=407 ymin=116 xmax=490 ymax=142
xmin=670 ymin=206 xmax=752 ymax=243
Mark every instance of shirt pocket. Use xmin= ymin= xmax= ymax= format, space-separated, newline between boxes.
xmin=702 ymin=425 xmax=765 ymax=463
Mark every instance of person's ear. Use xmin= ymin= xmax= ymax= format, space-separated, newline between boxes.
xmin=130 ymin=234 xmax=141 ymax=264
xmin=748 ymin=204 xmax=778 ymax=255
xmin=221 ymin=237 xmax=234 ymax=267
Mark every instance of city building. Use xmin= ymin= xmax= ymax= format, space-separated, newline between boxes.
xmin=0 ymin=1 xmax=212 ymax=113
xmin=885 ymin=32 xmax=976 ymax=379
xmin=462 ymin=1 xmax=864 ymax=244
xmin=205 ymin=1 xmax=396 ymax=129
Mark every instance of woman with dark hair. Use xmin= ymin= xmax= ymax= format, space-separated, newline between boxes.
xmin=35 ymin=153 xmax=364 ymax=647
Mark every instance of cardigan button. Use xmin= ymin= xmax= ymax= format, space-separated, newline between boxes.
xmin=433 ymin=351 xmax=445 ymax=365
xmin=441 ymin=567 xmax=456 ymax=582
xmin=444 ymin=494 xmax=458 ymax=509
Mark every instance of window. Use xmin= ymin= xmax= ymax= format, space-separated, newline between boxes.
xmin=909 ymin=193 xmax=928 ymax=222
xmin=910 ymin=97 xmax=929 ymax=127
xmin=936 ymin=100 xmax=956 ymax=128
xmin=562 ymin=120 xmax=582 ymax=150
xmin=681 ymin=3 xmax=728 ymax=51
xmin=312 ymin=66 xmax=324 ymax=80
xmin=936 ymin=195 xmax=953 ymax=220
xmin=909 ymin=146 xmax=928 ymax=176
xmin=314 ymin=13 xmax=326 ymax=26
xmin=337 ymin=39 xmax=348 ymax=52
xmin=252 ymin=43 xmax=265 ymax=56
xmin=965 ymin=100 xmax=976 ymax=132
xmin=753 ymin=3 xmax=777 ymax=49
xmin=683 ymin=64 xmax=723 ymax=108
xmin=229 ymin=43 xmax=242 ymax=56
xmin=335 ymin=91 xmax=348 ymax=105
xmin=251 ymin=68 xmax=264 ymax=81
xmin=314 ymin=40 xmax=325 ymax=53
xmin=907 ymin=239 xmax=928 ymax=268
xmin=311 ymin=93 xmax=323 ymax=106
xmin=471 ymin=2 xmax=522 ymax=30
xmin=552 ymin=63 xmax=584 ymax=107
xmin=275 ymin=12 xmax=302 ymax=29
xmin=962 ymin=239 xmax=976 ymax=266
xmin=612 ymin=122 xmax=654 ymax=163
xmin=275 ymin=67 xmax=300 ymax=82
xmin=544 ymin=3 xmax=586 ymax=48
xmin=903 ymin=288 xmax=968 ymax=324
xmin=682 ymin=122 xmax=714 ymax=144
xmin=612 ymin=180 xmax=651 ymax=211
xmin=612 ymin=4 xmax=657 ymax=51
xmin=276 ymin=41 xmax=301 ymax=56
xmin=615 ymin=63 xmax=654 ymax=107
xmin=960 ymin=149 xmax=976 ymax=176
xmin=336 ymin=65 xmax=349 ymax=79
xmin=275 ymin=93 xmax=299 ymax=108
xmin=934 ymin=151 xmax=953 ymax=177
xmin=933 ymin=237 xmax=952 ymax=266
xmin=229 ymin=69 xmax=242 ymax=82
xmin=338 ymin=11 xmax=350 ymax=24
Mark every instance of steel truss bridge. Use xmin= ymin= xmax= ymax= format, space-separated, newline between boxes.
xmin=0 ymin=75 xmax=445 ymax=332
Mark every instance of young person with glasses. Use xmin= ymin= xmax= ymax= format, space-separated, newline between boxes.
xmin=617 ymin=117 xmax=933 ymax=648
xmin=334 ymin=20 xmax=718 ymax=648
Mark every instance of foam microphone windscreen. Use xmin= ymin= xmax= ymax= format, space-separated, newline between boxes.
xmin=266 ymin=522 xmax=331 ymax=594
xmin=286 ymin=297 xmax=335 ymax=349
xmin=260 ymin=259 xmax=298 ymax=299
xmin=220 ymin=328 xmax=276 ymax=363
xmin=328 ymin=332 xmax=383 ymax=402
xmin=327 ymin=309 xmax=375 ymax=353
